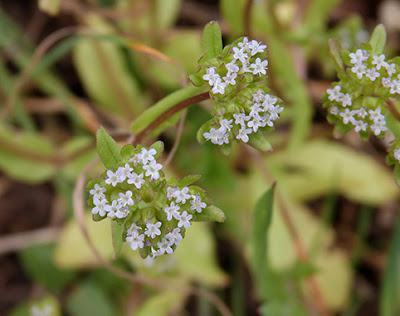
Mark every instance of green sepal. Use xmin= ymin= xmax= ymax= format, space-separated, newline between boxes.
xmin=196 ymin=120 xmax=213 ymax=144
xmin=139 ymin=246 xmax=150 ymax=259
xmin=121 ymin=144 xmax=135 ymax=159
xmin=111 ymin=221 xmax=124 ymax=258
xmin=328 ymin=38 xmax=345 ymax=72
xmin=92 ymin=213 xmax=106 ymax=222
xmin=248 ymin=131 xmax=272 ymax=152
xmin=189 ymin=72 xmax=207 ymax=87
xmin=194 ymin=205 xmax=226 ymax=223
xmin=179 ymin=175 xmax=201 ymax=187
xmin=219 ymin=142 xmax=232 ymax=156
xmin=96 ymin=126 xmax=122 ymax=170
xmin=369 ymin=24 xmax=386 ymax=55
xmin=149 ymin=141 xmax=164 ymax=159
xmin=202 ymin=21 xmax=223 ymax=61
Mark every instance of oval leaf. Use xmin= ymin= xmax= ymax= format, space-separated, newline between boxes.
xmin=111 ymin=221 xmax=124 ymax=258
xmin=96 ymin=126 xmax=122 ymax=170
xmin=202 ymin=21 xmax=223 ymax=60
xmin=195 ymin=205 xmax=226 ymax=223
xmin=369 ymin=24 xmax=387 ymax=55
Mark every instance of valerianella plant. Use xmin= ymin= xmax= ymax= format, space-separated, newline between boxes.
xmin=324 ymin=24 xmax=400 ymax=184
xmin=87 ymin=128 xmax=225 ymax=259
xmin=190 ymin=23 xmax=283 ymax=155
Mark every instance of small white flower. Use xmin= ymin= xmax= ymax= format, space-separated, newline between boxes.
xmin=126 ymin=232 xmax=145 ymax=250
xmin=248 ymin=40 xmax=267 ymax=56
xmin=128 ymin=155 xmax=140 ymax=166
xmin=250 ymin=58 xmax=268 ymax=75
xmin=175 ymin=187 xmax=191 ymax=204
xmin=105 ymin=170 xmax=121 ymax=187
xmin=118 ymin=190 xmax=134 ymax=206
xmin=384 ymin=63 xmax=397 ymax=76
xmin=354 ymin=120 xmax=368 ymax=132
xmin=382 ymin=77 xmax=393 ymax=88
xmin=106 ymin=200 xmax=120 ymax=218
xmin=252 ymin=90 xmax=265 ymax=103
xmin=145 ymin=222 xmax=162 ymax=239
xmin=366 ymin=67 xmax=380 ymax=81
xmin=165 ymin=228 xmax=183 ymax=246
xmin=92 ymin=198 xmax=109 ymax=217
xmin=204 ymin=127 xmax=226 ymax=145
xmin=238 ymin=37 xmax=249 ymax=50
xmin=116 ymin=207 xmax=130 ymax=219
xmin=220 ymin=118 xmax=233 ymax=132
xmin=340 ymin=109 xmax=356 ymax=124
xmin=211 ymin=78 xmax=227 ymax=94
xmin=127 ymin=172 xmax=145 ymax=189
xmin=226 ymin=61 xmax=240 ymax=74
xmin=394 ymin=149 xmax=400 ymax=163
xmin=116 ymin=164 xmax=133 ymax=182
xmin=233 ymin=46 xmax=248 ymax=63
xmin=222 ymin=72 xmax=237 ymax=85
xmin=164 ymin=202 xmax=180 ymax=221
xmin=233 ymin=112 xmax=249 ymax=127
xmin=127 ymin=223 xmax=142 ymax=235
xmin=369 ymin=108 xmax=384 ymax=123
xmin=190 ymin=195 xmax=207 ymax=213
xmin=349 ymin=49 xmax=369 ymax=64
xmin=177 ymin=211 xmax=193 ymax=228
xmin=166 ymin=186 xmax=178 ymax=200
xmin=236 ymin=127 xmax=253 ymax=143
xmin=268 ymin=104 xmax=284 ymax=120
xmin=351 ymin=63 xmax=367 ymax=79
xmin=203 ymin=67 xmax=220 ymax=86
xmin=143 ymin=161 xmax=163 ymax=180
xmin=356 ymin=107 xmax=368 ymax=119
xmin=137 ymin=148 xmax=157 ymax=165
xmin=370 ymin=120 xmax=387 ymax=135
xmin=157 ymin=238 xmax=174 ymax=255
xmin=90 ymin=184 xmax=106 ymax=196
xmin=247 ymin=115 xmax=264 ymax=132
xmin=372 ymin=54 xmax=387 ymax=70
xmin=249 ymin=102 xmax=262 ymax=117
xmin=327 ymin=85 xmax=344 ymax=102
xmin=390 ymin=79 xmax=400 ymax=94
xmin=262 ymin=94 xmax=278 ymax=111
xmin=329 ymin=106 xmax=339 ymax=115
xmin=341 ymin=93 xmax=352 ymax=107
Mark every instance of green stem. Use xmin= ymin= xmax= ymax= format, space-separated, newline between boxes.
xmin=130 ymin=86 xmax=209 ymax=142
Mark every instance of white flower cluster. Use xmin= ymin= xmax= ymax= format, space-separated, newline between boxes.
xmin=88 ymin=145 xmax=210 ymax=259
xmin=202 ymin=37 xmax=268 ymax=95
xmin=203 ymin=89 xmax=283 ymax=145
xmin=89 ymin=148 xmax=162 ymax=219
xmin=327 ymin=84 xmax=387 ymax=136
xmin=125 ymin=185 xmax=207 ymax=258
xmin=325 ymin=48 xmax=400 ymax=136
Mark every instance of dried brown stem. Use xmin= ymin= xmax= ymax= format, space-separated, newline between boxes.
xmin=0 ymin=228 xmax=60 ymax=255
xmin=245 ymin=147 xmax=332 ymax=316
xmin=133 ymin=92 xmax=210 ymax=144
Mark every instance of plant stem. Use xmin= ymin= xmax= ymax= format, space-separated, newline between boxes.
xmin=387 ymin=98 xmax=400 ymax=122
xmin=131 ymin=87 xmax=209 ymax=144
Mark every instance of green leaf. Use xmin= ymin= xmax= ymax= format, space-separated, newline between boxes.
xmin=248 ymin=131 xmax=272 ymax=152
xmin=202 ymin=21 xmax=223 ymax=60
xmin=149 ymin=141 xmax=164 ymax=159
xmin=251 ymin=184 xmax=276 ymax=297
xmin=179 ymin=175 xmax=201 ymax=187
xmin=66 ymin=281 xmax=119 ymax=316
xmin=369 ymin=24 xmax=386 ymax=55
xmin=111 ymin=221 xmax=124 ymax=258
xmin=96 ymin=126 xmax=122 ymax=170
xmin=379 ymin=213 xmax=400 ymax=316
xmin=19 ymin=243 xmax=77 ymax=292
xmin=328 ymin=38 xmax=345 ymax=72
xmin=195 ymin=205 xmax=226 ymax=223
